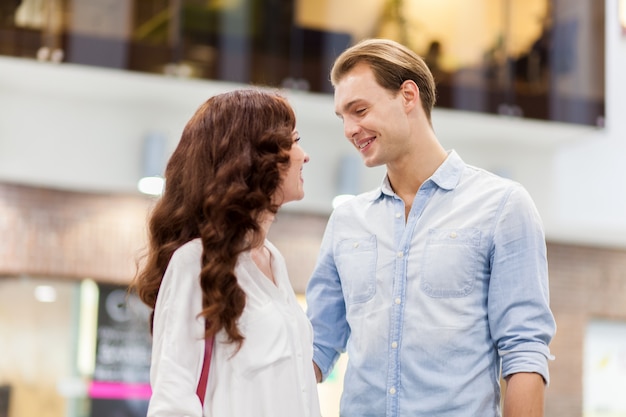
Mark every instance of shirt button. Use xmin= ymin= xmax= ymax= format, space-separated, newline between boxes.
xmin=450 ymin=231 xmax=457 ymax=238
xmin=391 ymin=341 xmax=398 ymax=348
xmin=396 ymin=251 xmax=403 ymax=258
xmin=389 ymin=387 xmax=396 ymax=395
xmin=395 ymin=212 xmax=402 ymax=218
xmin=394 ymin=298 xmax=401 ymax=305
xmin=353 ymin=242 xmax=359 ymax=248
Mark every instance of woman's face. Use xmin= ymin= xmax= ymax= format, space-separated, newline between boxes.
xmin=276 ymin=130 xmax=309 ymax=205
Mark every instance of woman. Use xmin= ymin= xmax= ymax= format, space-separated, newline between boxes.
xmin=132 ymin=89 xmax=320 ymax=417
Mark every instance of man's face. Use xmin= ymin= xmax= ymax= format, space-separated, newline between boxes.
xmin=334 ymin=63 xmax=411 ymax=168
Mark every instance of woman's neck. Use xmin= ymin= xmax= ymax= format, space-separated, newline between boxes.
xmin=251 ymin=243 xmax=275 ymax=284
xmin=249 ymin=212 xmax=276 ymax=284
xmin=257 ymin=212 xmax=275 ymax=242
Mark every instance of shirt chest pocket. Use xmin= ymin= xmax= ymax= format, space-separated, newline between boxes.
xmin=421 ymin=228 xmax=481 ymax=298
xmin=335 ymin=235 xmax=378 ymax=304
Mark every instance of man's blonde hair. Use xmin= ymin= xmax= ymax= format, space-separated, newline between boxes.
xmin=331 ymin=38 xmax=437 ymax=122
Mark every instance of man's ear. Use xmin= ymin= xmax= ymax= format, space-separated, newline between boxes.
xmin=400 ymin=80 xmax=420 ymax=111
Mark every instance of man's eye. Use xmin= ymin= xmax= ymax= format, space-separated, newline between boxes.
xmin=356 ymin=108 xmax=366 ymax=114
xmin=294 ymin=137 xmax=301 ymax=143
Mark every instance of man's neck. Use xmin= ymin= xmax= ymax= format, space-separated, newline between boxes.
xmin=387 ymin=141 xmax=448 ymax=211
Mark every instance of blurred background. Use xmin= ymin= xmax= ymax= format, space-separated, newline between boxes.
xmin=1 ymin=0 xmax=625 ymax=416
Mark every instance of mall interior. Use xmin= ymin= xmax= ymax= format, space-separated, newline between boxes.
xmin=1 ymin=0 xmax=626 ymax=416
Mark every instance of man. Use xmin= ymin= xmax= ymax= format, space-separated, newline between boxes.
xmin=305 ymin=38 xmax=556 ymax=417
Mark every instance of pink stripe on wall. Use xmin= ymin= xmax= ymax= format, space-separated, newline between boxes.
xmin=89 ymin=381 xmax=152 ymax=400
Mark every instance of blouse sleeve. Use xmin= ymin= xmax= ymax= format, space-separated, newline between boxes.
xmin=147 ymin=242 xmax=207 ymax=417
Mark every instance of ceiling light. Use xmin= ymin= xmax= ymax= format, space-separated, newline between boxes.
xmin=137 ymin=176 xmax=164 ymax=196
xmin=34 ymin=285 xmax=57 ymax=303
xmin=138 ymin=132 xmax=167 ymax=196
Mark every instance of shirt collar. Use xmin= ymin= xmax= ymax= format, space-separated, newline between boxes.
xmin=368 ymin=150 xmax=464 ymax=201
xmin=430 ymin=149 xmax=464 ymax=191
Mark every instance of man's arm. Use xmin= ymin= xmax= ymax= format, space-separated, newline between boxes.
xmin=489 ymin=184 xmax=556 ymax=415
xmin=503 ymin=372 xmax=545 ymax=417
xmin=306 ymin=213 xmax=350 ymax=382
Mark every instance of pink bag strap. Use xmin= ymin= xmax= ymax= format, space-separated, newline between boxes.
xmin=196 ymin=335 xmax=214 ymax=406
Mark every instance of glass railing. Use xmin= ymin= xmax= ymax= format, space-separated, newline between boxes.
xmin=0 ymin=0 xmax=605 ymax=126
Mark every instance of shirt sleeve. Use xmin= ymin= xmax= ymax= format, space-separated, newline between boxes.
xmin=147 ymin=244 xmax=207 ymax=417
xmin=487 ymin=184 xmax=557 ymax=384
xmin=305 ymin=213 xmax=350 ymax=381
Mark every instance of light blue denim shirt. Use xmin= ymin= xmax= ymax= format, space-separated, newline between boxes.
xmin=306 ymin=150 xmax=556 ymax=417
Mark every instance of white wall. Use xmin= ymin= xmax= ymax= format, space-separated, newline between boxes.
xmin=547 ymin=0 xmax=626 ymax=248
xmin=0 ymin=58 xmax=362 ymax=213
xmin=1 ymin=0 xmax=625 ymax=248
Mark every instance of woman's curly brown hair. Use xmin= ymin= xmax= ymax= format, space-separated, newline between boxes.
xmin=131 ymin=89 xmax=296 ymax=349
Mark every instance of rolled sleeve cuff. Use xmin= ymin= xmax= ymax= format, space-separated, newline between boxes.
xmin=500 ymin=343 xmax=555 ymax=385
xmin=313 ymin=345 xmax=341 ymax=382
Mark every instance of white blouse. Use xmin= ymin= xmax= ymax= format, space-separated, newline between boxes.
xmin=147 ymin=238 xmax=321 ymax=417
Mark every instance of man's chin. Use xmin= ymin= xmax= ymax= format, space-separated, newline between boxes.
xmin=363 ymin=158 xmax=383 ymax=168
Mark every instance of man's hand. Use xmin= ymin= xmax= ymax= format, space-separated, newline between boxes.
xmin=313 ymin=361 xmax=322 ymax=383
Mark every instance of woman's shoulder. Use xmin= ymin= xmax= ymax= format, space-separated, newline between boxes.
xmin=172 ymin=238 xmax=202 ymax=258
xmin=155 ymin=239 xmax=203 ymax=316
xmin=168 ymin=238 xmax=203 ymax=273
